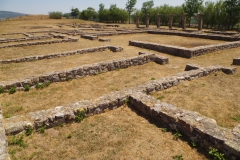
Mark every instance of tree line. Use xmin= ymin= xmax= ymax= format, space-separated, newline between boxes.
xmin=49 ymin=0 xmax=240 ymax=30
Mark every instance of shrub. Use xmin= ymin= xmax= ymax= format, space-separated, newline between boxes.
xmin=9 ymin=86 xmax=16 ymax=94
xmin=0 ymin=87 xmax=4 ymax=94
xmin=25 ymin=125 xmax=34 ymax=136
xmin=76 ymin=109 xmax=86 ymax=123
xmin=49 ymin=11 xmax=62 ymax=19
xmin=38 ymin=125 xmax=46 ymax=134
xmin=24 ymin=85 xmax=30 ymax=92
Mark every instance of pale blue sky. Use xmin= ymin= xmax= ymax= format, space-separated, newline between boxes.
xmin=0 ymin=0 xmax=193 ymax=14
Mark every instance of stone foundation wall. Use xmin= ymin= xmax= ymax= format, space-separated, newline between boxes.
xmin=0 ymin=53 xmax=168 ymax=90
xmin=0 ymin=35 xmax=52 ymax=43
xmin=0 ymin=46 xmax=123 ymax=64
xmin=2 ymin=64 xmax=238 ymax=159
xmin=233 ymin=57 xmax=240 ymax=65
xmin=0 ymin=38 xmax=78 ymax=49
xmin=129 ymin=40 xmax=240 ymax=58
xmin=148 ymin=30 xmax=240 ymax=41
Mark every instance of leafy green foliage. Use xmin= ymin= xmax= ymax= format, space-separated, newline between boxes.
xmin=49 ymin=11 xmax=62 ymax=19
xmin=209 ymin=148 xmax=226 ymax=160
xmin=76 ymin=109 xmax=86 ymax=123
xmin=25 ymin=125 xmax=34 ymax=136
xmin=126 ymin=0 xmax=137 ymax=23
xmin=230 ymin=114 xmax=240 ymax=121
xmin=172 ymin=154 xmax=184 ymax=160
xmin=38 ymin=125 xmax=46 ymax=134
xmin=35 ymin=81 xmax=51 ymax=89
xmin=24 ymin=85 xmax=30 ymax=92
xmin=0 ymin=87 xmax=4 ymax=94
xmin=8 ymin=134 xmax=27 ymax=148
xmin=71 ymin=8 xmax=80 ymax=18
xmin=141 ymin=0 xmax=154 ymax=14
xmin=9 ymin=86 xmax=16 ymax=94
xmin=173 ymin=131 xmax=182 ymax=140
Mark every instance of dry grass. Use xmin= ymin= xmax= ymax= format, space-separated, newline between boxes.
xmin=1 ymin=17 xmax=240 ymax=159
xmin=8 ymin=105 xmax=208 ymax=160
xmin=0 ymin=50 xmax=138 ymax=82
xmin=151 ymin=70 xmax=240 ymax=129
xmin=1 ymin=62 xmax=182 ymax=117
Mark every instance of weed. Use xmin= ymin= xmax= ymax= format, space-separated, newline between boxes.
xmin=4 ymin=114 xmax=10 ymax=118
xmin=209 ymin=148 xmax=225 ymax=160
xmin=116 ymin=68 xmax=121 ymax=71
xmin=59 ymin=123 xmax=64 ymax=127
xmin=230 ymin=114 xmax=240 ymax=121
xmin=173 ymin=131 xmax=182 ymax=140
xmin=172 ymin=154 xmax=183 ymax=160
xmin=66 ymin=77 xmax=73 ymax=81
xmin=38 ymin=125 xmax=46 ymax=134
xmin=24 ymin=85 xmax=30 ymax=92
xmin=191 ymin=142 xmax=197 ymax=147
xmin=8 ymin=134 xmax=27 ymax=148
xmin=214 ymin=73 xmax=218 ymax=76
xmin=151 ymin=77 xmax=156 ymax=80
xmin=9 ymin=86 xmax=16 ymax=94
xmin=201 ymin=83 xmax=206 ymax=87
xmin=76 ymin=108 xmax=86 ymax=123
xmin=36 ymin=81 xmax=51 ymax=89
xmin=0 ymin=87 xmax=4 ymax=94
xmin=9 ymin=149 xmax=16 ymax=156
xmin=157 ymin=96 xmax=165 ymax=100
xmin=67 ymin=134 xmax=72 ymax=139
xmin=125 ymin=97 xmax=130 ymax=103
xmin=25 ymin=125 xmax=34 ymax=136
xmin=161 ymin=128 xmax=167 ymax=132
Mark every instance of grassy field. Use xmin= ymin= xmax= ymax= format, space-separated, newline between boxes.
xmin=7 ymin=105 xmax=209 ymax=160
xmin=0 ymin=17 xmax=239 ymax=159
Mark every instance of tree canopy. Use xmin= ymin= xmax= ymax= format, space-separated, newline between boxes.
xmin=126 ymin=0 xmax=137 ymax=23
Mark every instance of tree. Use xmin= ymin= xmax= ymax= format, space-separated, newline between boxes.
xmin=126 ymin=0 xmax=137 ymax=24
xmin=71 ymin=8 xmax=80 ymax=19
xmin=182 ymin=0 xmax=204 ymax=27
xmin=49 ymin=12 xmax=62 ymax=19
xmin=224 ymin=0 xmax=240 ymax=29
xmin=85 ymin=7 xmax=98 ymax=20
xmin=141 ymin=0 xmax=154 ymax=14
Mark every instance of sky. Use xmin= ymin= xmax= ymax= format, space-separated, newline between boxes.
xmin=0 ymin=0 xmax=190 ymax=15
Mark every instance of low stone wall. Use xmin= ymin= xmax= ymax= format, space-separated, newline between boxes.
xmin=81 ymin=35 xmax=98 ymax=40
xmin=0 ymin=53 xmax=168 ymax=90
xmin=233 ymin=57 xmax=240 ymax=65
xmin=129 ymin=93 xmax=240 ymax=160
xmin=0 ymin=35 xmax=52 ymax=43
xmin=0 ymin=38 xmax=78 ymax=49
xmin=2 ymin=64 xmax=238 ymax=159
xmin=148 ymin=30 xmax=240 ymax=41
xmin=129 ymin=40 xmax=240 ymax=58
xmin=0 ymin=46 xmax=123 ymax=64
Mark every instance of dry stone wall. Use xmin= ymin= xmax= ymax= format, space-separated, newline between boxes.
xmin=2 ymin=64 xmax=238 ymax=159
xmin=0 ymin=46 xmax=123 ymax=64
xmin=0 ymin=35 xmax=52 ymax=43
xmin=0 ymin=38 xmax=78 ymax=49
xmin=129 ymin=40 xmax=240 ymax=58
xmin=0 ymin=53 xmax=168 ymax=91
xmin=148 ymin=30 xmax=240 ymax=41
xmin=233 ymin=57 xmax=240 ymax=65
